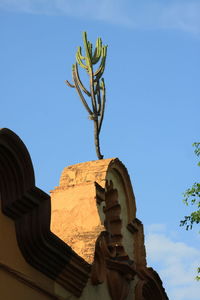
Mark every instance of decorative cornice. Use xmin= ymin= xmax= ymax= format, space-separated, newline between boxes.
xmin=0 ymin=128 xmax=90 ymax=297
xmin=107 ymin=158 xmax=136 ymax=220
xmin=95 ymin=182 xmax=105 ymax=204
xmin=91 ymin=181 xmax=136 ymax=300
xmin=135 ymin=267 xmax=169 ymax=300
xmin=130 ymin=217 xmax=169 ymax=300
xmin=127 ymin=218 xmax=144 ymax=234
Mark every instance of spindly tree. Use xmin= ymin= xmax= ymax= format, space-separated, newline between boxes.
xmin=180 ymin=142 xmax=200 ymax=280
xmin=66 ymin=32 xmax=107 ymax=159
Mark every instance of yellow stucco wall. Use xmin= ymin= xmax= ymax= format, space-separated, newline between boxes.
xmin=0 ymin=199 xmax=73 ymax=300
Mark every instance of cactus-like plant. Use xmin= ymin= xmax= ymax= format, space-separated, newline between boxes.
xmin=66 ymin=32 xmax=107 ymax=159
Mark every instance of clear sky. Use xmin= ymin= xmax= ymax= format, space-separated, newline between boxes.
xmin=0 ymin=1 xmax=200 ymax=299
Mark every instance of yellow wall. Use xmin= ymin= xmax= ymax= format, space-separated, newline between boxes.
xmin=0 ymin=199 xmax=73 ymax=300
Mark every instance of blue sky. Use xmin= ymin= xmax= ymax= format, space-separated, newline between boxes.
xmin=0 ymin=1 xmax=200 ymax=299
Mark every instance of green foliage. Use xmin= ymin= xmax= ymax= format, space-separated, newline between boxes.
xmin=66 ymin=32 xmax=107 ymax=159
xmin=197 ymin=268 xmax=200 ymax=281
xmin=180 ymin=142 xmax=200 ymax=280
xmin=180 ymin=143 xmax=200 ymax=230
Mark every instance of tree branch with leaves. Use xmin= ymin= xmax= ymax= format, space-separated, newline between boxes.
xmin=66 ymin=32 xmax=107 ymax=159
xmin=180 ymin=142 xmax=200 ymax=280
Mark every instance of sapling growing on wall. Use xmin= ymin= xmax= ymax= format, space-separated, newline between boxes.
xmin=66 ymin=32 xmax=107 ymax=159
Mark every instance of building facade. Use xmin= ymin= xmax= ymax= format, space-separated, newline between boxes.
xmin=0 ymin=128 xmax=168 ymax=300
